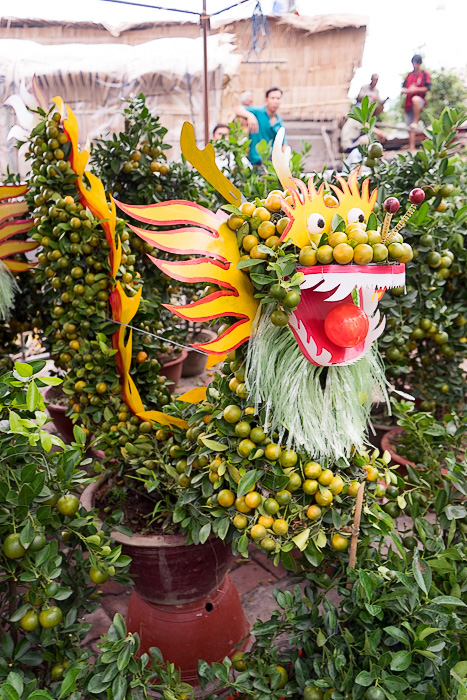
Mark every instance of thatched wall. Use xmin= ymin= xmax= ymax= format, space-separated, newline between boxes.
xmin=216 ymin=15 xmax=367 ymax=122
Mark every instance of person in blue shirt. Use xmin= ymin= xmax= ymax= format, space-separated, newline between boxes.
xmin=234 ymin=87 xmax=285 ymax=165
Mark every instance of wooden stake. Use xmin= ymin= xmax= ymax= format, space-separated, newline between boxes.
xmin=348 ymin=481 xmax=365 ymax=571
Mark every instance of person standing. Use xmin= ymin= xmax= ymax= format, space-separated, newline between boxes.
xmin=402 ymin=54 xmax=431 ymax=150
xmin=234 ymin=87 xmax=285 ymax=166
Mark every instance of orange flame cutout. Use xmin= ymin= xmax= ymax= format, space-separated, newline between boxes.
xmin=279 ymin=171 xmax=378 ymax=249
xmin=53 ymin=99 xmax=185 ymax=428
xmin=114 ymin=199 xmax=259 ymax=355
xmin=0 ymin=184 xmax=36 ymax=272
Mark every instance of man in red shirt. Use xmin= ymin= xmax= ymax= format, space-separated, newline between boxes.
xmin=402 ymin=54 xmax=431 ymax=150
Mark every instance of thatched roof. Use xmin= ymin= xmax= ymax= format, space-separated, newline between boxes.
xmin=1 ymin=12 xmax=367 ymax=38
xmin=214 ymin=13 xmax=368 ymax=34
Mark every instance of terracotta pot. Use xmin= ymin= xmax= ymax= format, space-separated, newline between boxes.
xmin=80 ymin=478 xmax=249 ymax=682
xmin=43 ymin=386 xmax=75 ymax=443
xmin=81 ymin=479 xmax=234 ymax=604
xmin=182 ymin=329 xmax=216 ymax=377
xmin=381 ymin=427 xmax=417 ymax=475
xmin=159 ymin=349 xmax=188 ymax=393
xmin=126 ymin=576 xmax=249 ymax=684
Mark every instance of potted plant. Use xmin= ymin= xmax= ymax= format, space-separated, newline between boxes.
xmin=20 ymin=95 xmax=173 ymax=452
xmin=199 ymin=556 xmax=467 ymax=699
xmin=350 ymin=100 xmax=467 ymax=413
xmin=0 ymin=613 xmax=195 ymax=700
xmin=115 ymin=126 xmax=430 ymax=572
xmin=90 ymin=94 xmax=213 ymax=383
xmin=197 ymin=432 xmax=467 ymax=698
xmin=381 ymin=398 xmax=466 ymax=481
xmin=0 ymin=360 xmax=129 ymax=686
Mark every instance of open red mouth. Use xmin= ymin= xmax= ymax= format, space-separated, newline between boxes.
xmin=289 ymin=264 xmax=406 ymax=366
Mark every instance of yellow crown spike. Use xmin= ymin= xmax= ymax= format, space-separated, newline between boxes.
xmin=180 ymin=121 xmax=242 ymax=206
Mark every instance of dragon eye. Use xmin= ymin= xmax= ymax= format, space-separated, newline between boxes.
xmin=347 ymin=208 xmax=366 ymax=224
xmin=307 ymin=213 xmax=326 ymax=234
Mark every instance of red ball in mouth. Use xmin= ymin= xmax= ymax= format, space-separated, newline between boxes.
xmin=324 ymin=304 xmax=369 ymax=348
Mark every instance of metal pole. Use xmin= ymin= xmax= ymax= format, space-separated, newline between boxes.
xmin=201 ymin=0 xmax=210 ymax=146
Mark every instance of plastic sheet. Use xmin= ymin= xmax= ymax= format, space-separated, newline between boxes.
xmin=0 ymin=33 xmax=241 ymax=175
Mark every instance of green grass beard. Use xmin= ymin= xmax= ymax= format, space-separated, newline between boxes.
xmin=245 ymin=306 xmax=389 ymax=461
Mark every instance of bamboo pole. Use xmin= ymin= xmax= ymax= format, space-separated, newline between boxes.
xmin=348 ymin=481 xmax=365 ymax=571
xmin=200 ymin=1 xmax=209 ymax=146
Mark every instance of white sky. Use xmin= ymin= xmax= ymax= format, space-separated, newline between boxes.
xmin=5 ymin=0 xmax=467 ymax=100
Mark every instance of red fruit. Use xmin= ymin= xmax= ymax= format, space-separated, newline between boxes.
xmin=324 ymin=304 xmax=369 ymax=348
xmin=383 ymin=197 xmax=400 ymax=214
xmin=409 ymin=188 xmax=425 ymax=204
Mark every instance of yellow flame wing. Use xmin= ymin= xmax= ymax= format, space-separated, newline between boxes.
xmin=113 ymin=199 xmax=259 ymax=355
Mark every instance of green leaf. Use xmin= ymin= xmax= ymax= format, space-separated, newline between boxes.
xmin=198 ymin=523 xmax=211 ymax=544
xmin=199 ymin=437 xmax=228 ymax=452
xmin=390 ymin=650 xmax=412 ymax=671
xmin=237 ymin=469 xmax=259 ymax=498
xmin=250 ymin=273 xmax=275 ymax=286
xmin=87 ymin=673 xmax=109 ymax=694
xmin=417 ymin=626 xmax=441 ymax=640
xmin=14 ymin=362 xmax=33 ymax=378
xmin=227 ymin=463 xmax=242 ymax=483
xmin=221 ymin=204 xmax=243 ymax=216
xmin=5 ymin=674 xmax=23 ymax=698
xmin=0 ymin=684 xmax=19 ymax=700
xmin=59 ymin=667 xmax=82 ymax=697
xmin=318 ymin=232 xmax=329 ymax=247
xmin=416 ymin=201 xmax=429 ymax=224
xmin=9 ymin=604 xmax=29 ymax=622
xmin=355 ymin=669 xmax=378 ymax=686
xmin=431 ymin=595 xmax=466 ymax=606
xmin=412 ymin=555 xmax=432 ymax=595
xmin=38 ymin=430 xmax=52 ymax=452
xmin=26 ymin=382 xmax=41 ymax=412
xmin=359 ymin=569 xmax=373 ymax=599
xmin=292 ymin=528 xmax=310 ymax=551
xmin=367 ymin=212 xmax=378 ymax=230
xmin=383 ymin=676 xmax=410 ymax=692
xmin=316 ymin=629 xmax=326 ymax=647
xmin=384 ymin=626 xmax=410 ymax=645
xmin=38 ymin=376 xmax=62 ymax=386
xmin=117 ymin=642 xmax=132 ymax=671
xmin=111 ymin=613 xmax=127 ymax=638
xmin=452 ymin=661 xmax=467 ymax=678
xmin=313 ymin=530 xmax=327 ymax=549
xmin=237 ymin=258 xmax=265 ymax=271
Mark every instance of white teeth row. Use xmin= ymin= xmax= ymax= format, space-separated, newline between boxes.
xmin=289 ymin=282 xmax=390 ymax=367
xmin=299 ymin=269 xmax=406 ymax=302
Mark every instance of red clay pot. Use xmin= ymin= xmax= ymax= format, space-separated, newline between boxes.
xmin=43 ymin=386 xmax=75 ymax=443
xmin=126 ymin=575 xmax=249 ymax=684
xmin=110 ymin=528 xmax=235 ymax=605
xmin=181 ymin=330 xmax=216 ymax=377
xmin=80 ymin=478 xmax=249 ymax=681
xmin=160 ymin=349 xmax=188 ymax=393
xmin=381 ymin=427 xmax=417 ymax=476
